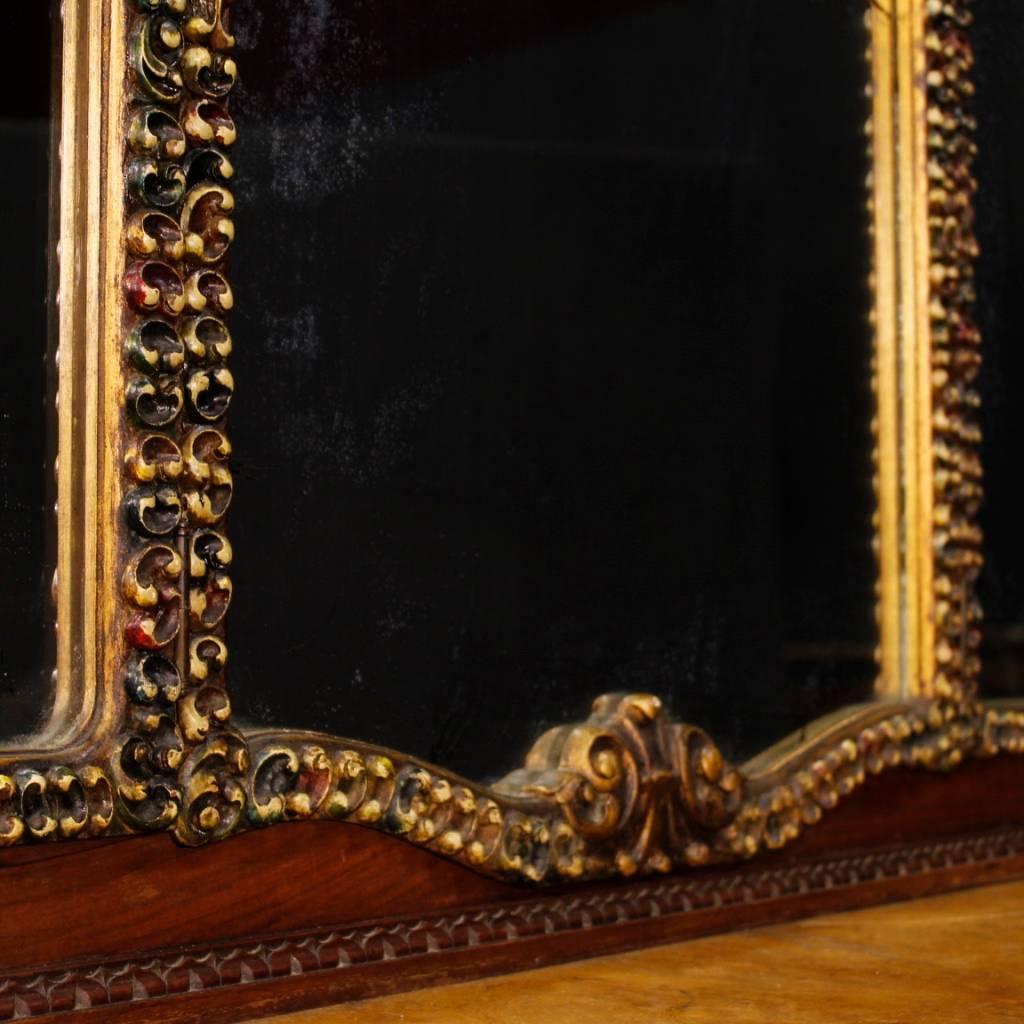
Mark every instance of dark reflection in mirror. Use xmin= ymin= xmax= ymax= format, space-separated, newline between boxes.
xmin=229 ymin=0 xmax=877 ymax=779
xmin=0 ymin=5 xmax=56 ymax=738
xmin=974 ymin=1 xmax=1024 ymax=697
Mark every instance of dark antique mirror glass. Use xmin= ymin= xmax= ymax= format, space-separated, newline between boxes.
xmin=975 ymin=0 xmax=1024 ymax=699
xmin=0 ymin=4 xmax=56 ymax=740
xmin=226 ymin=0 xmax=878 ymax=781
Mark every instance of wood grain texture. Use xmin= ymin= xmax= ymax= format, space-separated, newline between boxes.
xmin=257 ymin=879 xmax=1024 ymax=1024
xmin=0 ymin=757 xmax=1022 ymax=1023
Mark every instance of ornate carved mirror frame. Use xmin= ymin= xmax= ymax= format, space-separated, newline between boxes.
xmin=2 ymin=0 xmax=1023 ymax=1019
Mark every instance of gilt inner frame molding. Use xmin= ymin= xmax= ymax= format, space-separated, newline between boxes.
xmin=0 ymin=0 xmax=1019 ymax=882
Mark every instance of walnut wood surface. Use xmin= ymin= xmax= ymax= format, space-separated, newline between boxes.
xmin=258 ymin=878 xmax=1024 ymax=1024
xmin=0 ymin=756 xmax=1022 ymax=1022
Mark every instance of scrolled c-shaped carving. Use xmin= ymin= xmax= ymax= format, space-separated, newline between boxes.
xmin=498 ymin=813 xmax=552 ymax=883
xmin=189 ymin=529 xmax=233 ymax=630
xmin=181 ymin=98 xmax=237 ymax=149
xmin=125 ymin=260 xmax=185 ymax=317
xmin=12 ymin=771 xmax=63 ymax=841
xmin=125 ymin=317 xmax=186 ymax=375
xmin=125 ymin=433 xmax=184 ymax=484
xmin=182 ymin=45 xmax=237 ymax=98
xmin=323 ymin=750 xmax=397 ymax=823
xmin=495 ymin=692 xmax=746 ymax=877
xmin=182 ymin=0 xmax=235 ymax=49
xmin=248 ymin=746 xmax=333 ymax=825
xmin=132 ymin=14 xmax=185 ymax=103
xmin=181 ymin=184 xmax=235 ymax=263
xmin=69 ymin=766 xmax=117 ymax=838
xmin=183 ymin=146 xmax=235 ymax=188
xmin=981 ymin=708 xmax=1024 ymax=757
xmin=385 ymin=766 xmax=455 ymax=844
xmin=125 ymin=652 xmax=183 ymax=706
xmin=187 ymin=366 xmax=235 ymax=422
xmin=184 ymin=268 xmax=233 ymax=315
xmin=126 ymin=375 xmax=185 ymax=429
xmin=181 ymin=314 xmax=232 ymax=363
xmin=0 ymin=776 xmax=25 ymax=846
xmin=189 ymin=634 xmax=228 ymax=684
xmin=553 ymin=728 xmax=634 ymax=842
xmin=178 ymin=683 xmax=232 ymax=744
xmin=15 ymin=766 xmax=113 ymax=841
xmin=127 ymin=156 xmax=187 ymax=208
xmin=125 ymin=484 xmax=184 ymax=536
xmin=123 ymin=544 xmax=183 ymax=650
xmin=675 ymin=724 xmax=744 ymax=832
xmin=432 ymin=786 xmax=505 ymax=865
xmin=547 ymin=818 xmax=586 ymax=879
xmin=127 ymin=210 xmax=186 ymax=262
xmin=182 ymin=427 xmax=232 ymax=523
xmin=113 ymin=720 xmax=184 ymax=832
xmin=129 ymin=105 xmax=187 ymax=160
xmin=135 ymin=0 xmax=188 ymax=15
xmin=175 ymin=732 xmax=250 ymax=844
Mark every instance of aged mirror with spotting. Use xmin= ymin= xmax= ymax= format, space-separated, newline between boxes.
xmin=0 ymin=4 xmax=57 ymax=742
xmin=226 ymin=0 xmax=880 ymax=781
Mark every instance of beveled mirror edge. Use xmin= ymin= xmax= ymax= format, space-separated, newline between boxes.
xmin=0 ymin=0 xmax=1015 ymax=884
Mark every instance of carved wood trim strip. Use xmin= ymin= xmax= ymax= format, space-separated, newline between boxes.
xmin=926 ymin=0 xmax=984 ymax=704
xmin=238 ymin=695 xmax=1024 ymax=883
xmin=1 ymin=825 xmax=1023 ymax=1021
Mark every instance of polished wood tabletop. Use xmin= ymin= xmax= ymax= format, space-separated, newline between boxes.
xmin=255 ymin=879 xmax=1024 ymax=1023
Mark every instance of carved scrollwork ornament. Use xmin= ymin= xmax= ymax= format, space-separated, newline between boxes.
xmin=125 ymin=317 xmax=185 ymax=374
xmin=126 ymin=374 xmax=185 ymax=428
xmin=128 ymin=105 xmax=187 ymax=160
xmin=125 ymin=433 xmax=184 ymax=484
xmin=123 ymin=543 xmax=183 ymax=649
xmin=181 ymin=314 xmax=232 ymax=362
xmin=127 ymin=210 xmax=186 ymax=261
xmin=174 ymin=733 xmax=249 ymax=844
xmin=109 ymin=0 xmax=244 ymax=847
xmin=132 ymin=14 xmax=185 ymax=102
xmin=183 ymin=145 xmax=235 ymax=187
xmin=182 ymin=427 xmax=233 ymax=523
xmin=127 ymin=155 xmax=187 ymax=208
xmin=181 ymin=184 xmax=235 ymax=263
xmin=182 ymin=0 xmax=235 ymax=49
xmin=125 ymin=259 xmax=186 ymax=316
xmin=181 ymin=99 xmax=236 ymax=148
xmin=182 ymin=44 xmax=238 ymax=98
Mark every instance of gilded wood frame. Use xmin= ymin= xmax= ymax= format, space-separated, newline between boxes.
xmin=0 ymin=0 xmax=1019 ymax=884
